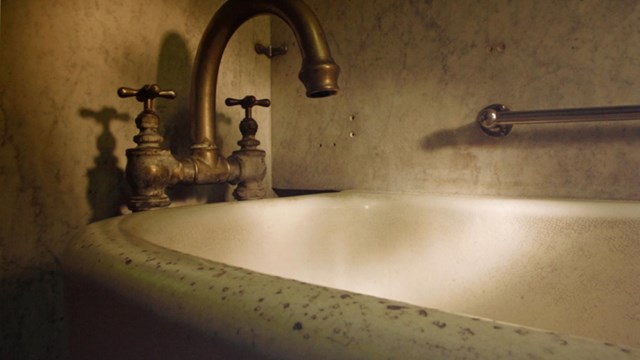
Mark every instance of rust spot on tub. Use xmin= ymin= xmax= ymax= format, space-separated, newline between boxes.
xmin=433 ymin=321 xmax=447 ymax=329
xmin=124 ymin=258 xmax=132 ymax=265
xmin=213 ymin=270 xmax=227 ymax=278
xmin=222 ymin=287 xmax=229 ymax=292
xmin=340 ymin=294 xmax=352 ymax=299
xmin=283 ymin=303 xmax=290 ymax=309
xmin=418 ymin=309 xmax=428 ymax=317
xmin=293 ymin=322 xmax=303 ymax=331
xmin=515 ymin=329 xmax=529 ymax=336
xmin=493 ymin=325 xmax=502 ymax=330
xmin=387 ymin=305 xmax=406 ymax=310
xmin=258 ymin=297 xmax=265 ymax=302
xmin=459 ymin=327 xmax=475 ymax=337
xmin=553 ymin=337 xmax=568 ymax=346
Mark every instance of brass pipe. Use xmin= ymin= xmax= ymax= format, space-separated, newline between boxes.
xmin=190 ymin=0 xmax=340 ymax=148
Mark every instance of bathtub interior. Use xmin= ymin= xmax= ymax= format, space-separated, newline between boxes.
xmin=120 ymin=191 xmax=640 ymax=347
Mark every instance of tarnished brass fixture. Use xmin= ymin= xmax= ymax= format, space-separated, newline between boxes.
xmin=226 ymin=95 xmax=271 ymax=200
xmin=119 ymin=0 xmax=340 ymax=211
xmin=255 ymin=43 xmax=289 ymax=58
xmin=118 ymin=84 xmax=194 ymax=210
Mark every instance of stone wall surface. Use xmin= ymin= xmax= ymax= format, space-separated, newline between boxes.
xmin=0 ymin=1 xmax=270 ymax=357
xmin=272 ymin=0 xmax=640 ymax=200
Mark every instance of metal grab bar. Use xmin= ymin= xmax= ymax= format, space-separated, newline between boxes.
xmin=477 ymin=103 xmax=640 ymax=137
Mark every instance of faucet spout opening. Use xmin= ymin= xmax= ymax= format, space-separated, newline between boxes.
xmin=300 ymin=61 xmax=340 ymax=98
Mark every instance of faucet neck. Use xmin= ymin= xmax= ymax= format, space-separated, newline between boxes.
xmin=190 ymin=0 xmax=339 ymax=148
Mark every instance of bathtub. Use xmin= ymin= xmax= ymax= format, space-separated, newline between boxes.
xmin=63 ymin=190 xmax=639 ymax=359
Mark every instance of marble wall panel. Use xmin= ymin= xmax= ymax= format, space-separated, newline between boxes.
xmin=272 ymin=0 xmax=640 ymax=200
xmin=0 ymin=0 xmax=270 ymax=357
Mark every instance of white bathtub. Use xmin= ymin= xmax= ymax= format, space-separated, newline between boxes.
xmin=63 ymin=191 xmax=639 ymax=359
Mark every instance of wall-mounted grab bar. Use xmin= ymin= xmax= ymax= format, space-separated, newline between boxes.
xmin=477 ymin=103 xmax=640 ymax=137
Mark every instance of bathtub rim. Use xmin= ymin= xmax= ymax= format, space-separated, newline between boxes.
xmin=62 ymin=190 xmax=640 ymax=359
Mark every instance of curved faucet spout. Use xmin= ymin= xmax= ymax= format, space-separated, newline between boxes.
xmin=191 ymin=0 xmax=340 ymax=148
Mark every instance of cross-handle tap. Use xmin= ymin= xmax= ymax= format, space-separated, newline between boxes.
xmin=117 ymin=84 xmax=177 ymax=148
xmin=225 ymin=96 xmax=270 ymax=147
xmin=225 ymin=95 xmax=270 ymax=200
xmin=118 ymin=84 xmax=195 ymax=211
xmin=118 ymin=84 xmax=176 ymax=111
xmin=225 ymin=96 xmax=271 ymax=120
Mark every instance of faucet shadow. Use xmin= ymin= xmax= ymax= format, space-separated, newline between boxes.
xmin=166 ymin=111 xmax=232 ymax=204
xmin=421 ymin=123 xmax=498 ymax=150
xmin=80 ymin=107 xmax=129 ymax=222
xmin=156 ymin=32 xmax=229 ymax=204
xmin=156 ymin=32 xmax=192 ymax=159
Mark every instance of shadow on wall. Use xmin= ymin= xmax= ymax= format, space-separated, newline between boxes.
xmin=421 ymin=121 xmax=640 ymax=151
xmin=157 ymin=31 xmax=229 ymax=204
xmin=81 ymin=32 xmax=231 ymax=221
xmin=80 ymin=107 xmax=129 ymax=223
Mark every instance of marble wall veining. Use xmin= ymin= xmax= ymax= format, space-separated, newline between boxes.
xmin=0 ymin=1 xmax=270 ymax=357
xmin=271 ymin=0 xmax=640 ymax=200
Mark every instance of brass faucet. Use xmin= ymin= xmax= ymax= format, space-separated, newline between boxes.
xmin=119 ymin=0 xmax=340 ymax=211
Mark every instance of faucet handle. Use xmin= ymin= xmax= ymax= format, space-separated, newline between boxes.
xmin=225 ymin=95 xmax=270 ymax=150
xmin=118 ymin=84 xmax=176 ymax=149
xmin=118 ymin=84 xmax=176 ymax=111
xmin=225 ymin=95 xmax=270 ymax=119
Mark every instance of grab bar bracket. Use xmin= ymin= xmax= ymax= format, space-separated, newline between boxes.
xmin=477 ymin=102 xmax=640 ymax=137
xmin=477 ymin=104 xmax=513 ymax=137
